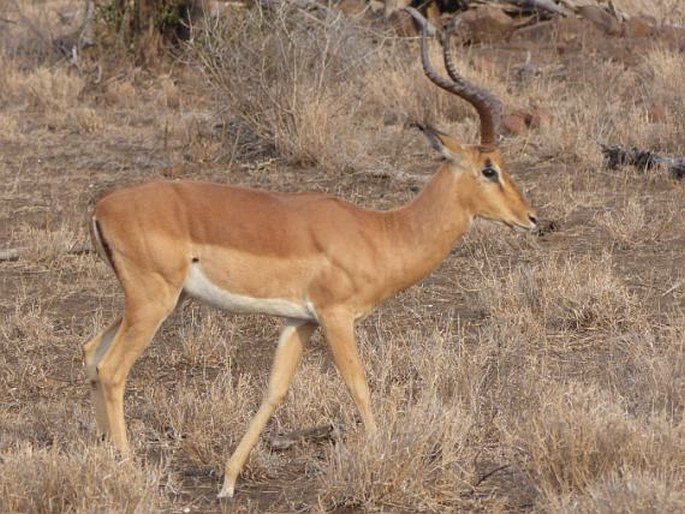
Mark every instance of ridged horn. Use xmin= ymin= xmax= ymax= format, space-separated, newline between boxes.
xmin=405 ymin=7 xmax=502 ymax=149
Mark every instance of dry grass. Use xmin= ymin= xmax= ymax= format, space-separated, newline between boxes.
xmin=1 ymin=1 xmax=684 ymax=512
xmin=0 ymin=443 xmax=170 ymax=513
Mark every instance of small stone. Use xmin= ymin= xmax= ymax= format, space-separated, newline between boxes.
xmin=528 ymin=107 xmax=553 ymax=130
xmin=502 ymin=112 xmax=528 ymax=136
xmin=334 ymin=0 xmax=367 ymax=18
xmin=389 ymin=9 xmax=418 ymax=38
xmin=621 ymin=15 xmax=656 ymax=38
xmin=647 ymin=103 xmax=668 ymax=123
xmin=578 ymin=6 xmax=622 ymax=36
xmin=455 ymin=6 xmax=515 ymax=44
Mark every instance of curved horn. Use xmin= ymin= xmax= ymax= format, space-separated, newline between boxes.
xmin=441 ymin=30 xmax=502 ymax=148
xmin=405 ymin=7 xmax=502 ymax=149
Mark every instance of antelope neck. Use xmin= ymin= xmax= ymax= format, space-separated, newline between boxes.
xmin=379 ymin=167 xmax=473 ymax=294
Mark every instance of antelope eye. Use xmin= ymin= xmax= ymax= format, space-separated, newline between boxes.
xmin=482 ymin=166 xmax=498 ymax=180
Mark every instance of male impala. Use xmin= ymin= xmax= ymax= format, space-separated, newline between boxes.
xmin=83 ymin=8 xmax=537 ymax=498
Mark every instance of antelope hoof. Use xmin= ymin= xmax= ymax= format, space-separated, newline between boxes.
xmin=217 ymin=483 xmax=235 ymax=499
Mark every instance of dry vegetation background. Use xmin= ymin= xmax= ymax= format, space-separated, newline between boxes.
xmin=1 ymin=0 xmax=684 ymax=512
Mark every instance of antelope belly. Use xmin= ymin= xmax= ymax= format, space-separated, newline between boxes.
xmin=183 ymin=262 xmax=317 ymax=321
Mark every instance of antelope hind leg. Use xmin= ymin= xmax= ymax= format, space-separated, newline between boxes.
xmin=83 ymin=317 xmax=123 ymax=436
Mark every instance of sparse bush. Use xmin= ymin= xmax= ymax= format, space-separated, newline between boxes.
xmin=192 ymin=5 xmax=389 ymax=170
xmin=146 ymin=367 xmax=258 ymax=468
xmin=0 ymin=444 xmax=169 ymax=513
xmin=318 ymin=393 xmax=474 ymax=512
xmin=520 ymin=383 xmax=684 ymax=506
xmin=478 ymin=252 xmax=639 ymax=335
xmin=556 ymin=470 xmax=685 ymax=514
xmin=0 ymin=66 xmax=86 ymax=111
xmin=597 ymin=194 xmax=677 ymax=248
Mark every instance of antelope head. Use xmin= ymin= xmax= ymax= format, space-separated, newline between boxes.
xmin=406 ymin=8 xmax=537 ymax=231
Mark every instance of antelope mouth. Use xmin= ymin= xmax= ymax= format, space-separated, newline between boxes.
xmin=503 ymin=218 xmax=537 ymax=232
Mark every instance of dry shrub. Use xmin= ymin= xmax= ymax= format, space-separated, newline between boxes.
xmin=613 ymin=0 xmax=685 ymax=22
xmin=597 ymin=194 xmax=676 ymax=248
xmin=0 ymin=52 xmax=107 ymax=133
xmin=0 ymin=0 xmax=66 ymax=65
xmin=644 ymin=47 xmax=685 ymax=92
xmin=318 ymin=394 xmax=474 ymax=512
xmin=1 ymin=66 xmax=85 ymax=111
xmin=530 ymin=45 xmax=685 ymax=168
xmin=12 ymin=224 xmax=82 ymax=264
xmin=557 ymin=470 xmax=685 ymax=514
xmin=2 ymin=298 xmax=54 ymax=351
xmin=277 ymin=343 xmax=349 ymax=431
xmin=478 ymin=252 xmax=638 ymax=335
xmin=533 ymin=58 xmax=646 ymax=168
xmin=59 ymin=106 xmax=105 ymax=133
xmin=521 ymin=383 xmax=684 ymax=508
xmin=103 ymin=79 xmax=138 ymax=107
xmin=316 ymin=319 xmax=479 ymax=511
xmin=360 ymin=43 xmax=483 ymax=136
xmin=0 ymin=443 xmax=169 ymax=513
xmin=0 ymin=111 xmax=23 ymax=143
xmin=613 ymin=320 xmax=685 ymax=420
xmin=153 ymin=74 xmax=182 ymax=109
xmin=191 ymin=5 xmax=535 ymax=173
xmin=163 ymin=308 xmax=239 ymax=369
xmin=146 ymin=369 xmax=258 ymax=469
xmin=192 ymin=5 xmax=386 ymax=170
xmin=639 ymin=47 xmax=685 ymax=139
xmin=598 ymin=196 xmax=649 ymax=248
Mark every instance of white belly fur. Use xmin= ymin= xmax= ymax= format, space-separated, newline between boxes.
xmin=183 ymin=263 xmax=317 ymax=321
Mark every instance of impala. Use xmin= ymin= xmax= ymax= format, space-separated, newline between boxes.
xmin=83 ymin=8 xmax=537 ymax=498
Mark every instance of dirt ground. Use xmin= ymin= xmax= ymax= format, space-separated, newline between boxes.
xmin=1 ymin=2 xmax=684 ymax=513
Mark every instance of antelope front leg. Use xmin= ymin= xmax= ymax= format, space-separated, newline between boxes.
xmin=319 ymin=309 xmax=377 ymax=435
xmin=218 ymin=319 xmax=317 ymax=499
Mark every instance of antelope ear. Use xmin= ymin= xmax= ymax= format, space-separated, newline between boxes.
xmin=419 ymin=125 xmax=466 ymax=164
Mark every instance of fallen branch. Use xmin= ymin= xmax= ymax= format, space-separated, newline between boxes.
xmin=599 ymin=143 xmax=685 ymax=180
xmin=267 ymin=422 xmax=344 ymax=450
xmin=0 ymin=243 xmax=92 ymax=262
xmin=509 ymin=0 xmax=571 ymax=17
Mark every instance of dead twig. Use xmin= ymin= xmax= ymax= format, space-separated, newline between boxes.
xmin=662 ymin=279 xmax=685 ymax=297
xmin=474 ymin=463 xmax=512 ymax=487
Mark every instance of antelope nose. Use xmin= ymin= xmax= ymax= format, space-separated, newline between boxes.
xmin=528 ymin=214 xmax=538 ymax=228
